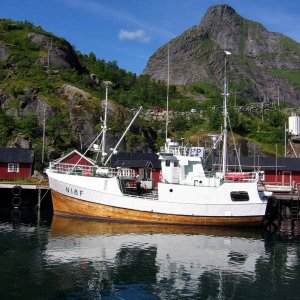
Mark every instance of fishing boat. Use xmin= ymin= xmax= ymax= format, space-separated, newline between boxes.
xmin=46 ymin=52 xmax=272 ymax=226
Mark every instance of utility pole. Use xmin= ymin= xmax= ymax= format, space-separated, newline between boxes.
xmin=234 ymin=91 xmax=237 ymax=108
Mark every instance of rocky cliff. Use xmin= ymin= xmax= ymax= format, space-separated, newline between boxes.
xmin=0 ymin=20 xmax=148 ymax=158
xmin=143 ymin=4 xmax=300 ymax=104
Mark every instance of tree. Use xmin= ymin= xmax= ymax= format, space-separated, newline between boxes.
xmin=88 ymin=52 xmax=96 ymax=63
xmin=267 ymin=110 xmax=285 ymax=127
xmin=207 ymin=108 xmax=222 ymax=131
xmin=17 ymin=114 xmax=39 ymax=137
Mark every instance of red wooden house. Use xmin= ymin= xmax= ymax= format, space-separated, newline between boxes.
xmin=51 ymin=149 xmax=97 ymax=174
xmin=54 ymin=149 xmax=96 ymax=166
xmin=256 ymin=157 xmax=300 ymax=186
xmin=0 ymin=147 xmax=34 ymax=180
xmin=226 ymin=156 xmax=300 ymax=191
xmin=150 ymin=106 xmax=162 ymax=113
xmin=111 ymin=152 xmax=161 ymax=189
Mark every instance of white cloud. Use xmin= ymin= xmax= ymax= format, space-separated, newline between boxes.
xmin=118 ymin=29 xmax=151 ymax=43
xmin=62 ymin=0 xmax=174 ymax=39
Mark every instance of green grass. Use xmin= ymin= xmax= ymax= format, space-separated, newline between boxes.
xmin=269 ymin=69 xmax=300 ymax=91
xmin=280 ymin=36 xmax=300 ymax=55
xmin=257 ymin=53 xmax=277 ymax=61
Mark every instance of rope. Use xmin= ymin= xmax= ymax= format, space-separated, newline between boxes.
xmin=34 ymin=188 xmax=50 ymax=209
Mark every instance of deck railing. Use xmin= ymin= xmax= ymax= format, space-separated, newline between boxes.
xmin=224 ymin=172 xmax=258 ymax=182
xmin=49 ymin=162 xmax=135 ymax=178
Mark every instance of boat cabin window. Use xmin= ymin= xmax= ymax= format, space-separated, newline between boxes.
xmin=174 ymin=161 xmax=179 ymax=167
xmin=166 ymin=160 xmax=170 ymax=167
xmin=230 ymin=191 xmax=249 ymax=202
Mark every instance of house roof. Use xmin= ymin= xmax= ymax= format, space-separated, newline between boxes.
xmin=111 ymin=152 xmax=161 ymax=169
xmin=54 ymin=149 xmax=97 ymax=166
xmin=113 ymin=159 xmax=153 ymax=168
xmin=221 ymin=156 xmax=300 ymax=172
xmin=241 ymin=157 xmax=300 ymax=172
xmin=0 ymin=147 xmax=34 ymax=163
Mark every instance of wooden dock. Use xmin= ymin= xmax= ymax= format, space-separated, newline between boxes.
xmin=272 ymin=192 xmax=300 ymax=201
xmin=0 ymin=182 xmax=49 ymax=190
xmin=0 ymin=181 xmax=51 ymax=209
xmin=263 ymin=191 xmax=300 ymax=234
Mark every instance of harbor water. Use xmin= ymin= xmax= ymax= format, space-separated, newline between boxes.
xmin=1 ymin=208 xmax=300 ymax=300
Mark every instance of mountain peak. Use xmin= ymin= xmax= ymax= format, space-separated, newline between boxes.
xmin=143 ymin=4 xmax=300 ymax=104
xmin=201 ymin=4 xmax=237 ymax=21
xmin=198 ymin=4 xmax=243 ymax=53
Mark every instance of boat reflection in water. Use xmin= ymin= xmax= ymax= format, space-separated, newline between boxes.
xmin=47 ymin=216 xmax=268 ymax=298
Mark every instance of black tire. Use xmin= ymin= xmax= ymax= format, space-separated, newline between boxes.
xmin=12 ymin=185 xmax=22 ymax=196
xmin=12 ymin=196 xmax=22 ymax=208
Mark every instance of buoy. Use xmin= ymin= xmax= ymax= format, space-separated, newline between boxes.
xmin=12 ymin=196 xmax=22 ymax=208
xmin=12 ymin=185 xmax=22 ymax=196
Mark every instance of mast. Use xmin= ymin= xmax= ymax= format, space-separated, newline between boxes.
xmin=222 ymin=51 xmax=231 ymax=176
xmin=101 ymin=81 xmax=112 ymax=163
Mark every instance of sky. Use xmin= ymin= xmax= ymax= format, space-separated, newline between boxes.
xmin=1 ymin=0 xmax=300 ymax=74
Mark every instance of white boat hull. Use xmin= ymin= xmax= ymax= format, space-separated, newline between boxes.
xmin=47 ymin=170 xmax=268 ymax=226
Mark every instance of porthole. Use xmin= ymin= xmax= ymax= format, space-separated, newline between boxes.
xmin=169 ymin=189 xmax=173 ymax=192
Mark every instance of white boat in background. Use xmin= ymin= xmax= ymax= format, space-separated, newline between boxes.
xmin=46 ymin=52 xmax=272 ymax=227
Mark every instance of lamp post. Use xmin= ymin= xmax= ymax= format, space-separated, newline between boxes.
xmin=222 ymin=51 xmax=231 ymax=176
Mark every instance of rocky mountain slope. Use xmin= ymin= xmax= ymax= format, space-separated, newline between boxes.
xmin=0 ymin=19 xmax=158 ymax=164
xmin=143 ymin=4 xmax=300 ymax=104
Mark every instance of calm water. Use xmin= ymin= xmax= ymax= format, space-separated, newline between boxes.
xmin=1 ymin=209 xmax=300 ymax=300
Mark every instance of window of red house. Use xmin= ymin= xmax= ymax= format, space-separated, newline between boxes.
xmin=8 ymin=163 xmax=19 ymax=173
